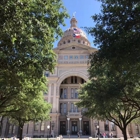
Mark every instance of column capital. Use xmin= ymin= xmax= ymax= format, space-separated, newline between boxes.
xmin=67 ymin=118 xmax=70 ymax=121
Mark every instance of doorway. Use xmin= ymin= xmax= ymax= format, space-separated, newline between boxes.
xmin=71 ymin=121 xmax=78 ymax=134
xmin=60 ymin=121 xmax=66 ymax=135
xmin=83 ymin=121 xmax=89 ymax=135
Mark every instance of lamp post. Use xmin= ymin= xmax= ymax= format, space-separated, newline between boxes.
xmin=79 ymin=118 xmax=82 ymax=135
xmin=97 ymin=125 xmax=100 ymax=140
xmin=47 ymin=125 xmax=50 ymax=140
xmin=51 ymin=122 xmax=55 ymax=138
xmin=67 ymin=118 xmax=70 ymax=135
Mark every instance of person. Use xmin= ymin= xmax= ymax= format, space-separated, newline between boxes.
xmin=13 ymin=136 xmax=16 ymax=140
xmin=77 ymin=131 xmax=80 ymax=137
xmin=51 ymin=130 xmax=54 ymax=138
xmin=103 ymin=132 xmax=106 ymax=138
xmin=110 ymin=132 xmax=113 ymax=138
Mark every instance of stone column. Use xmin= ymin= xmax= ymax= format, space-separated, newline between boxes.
xmin=90 ymin=119 xmax=94 ymax=137
xmin=56 ymin=96 xmax=59 ymax=113
xmin=52 ymin=83 xmax=56 ymax=112
xmin=79 ymin=118 xmax=82 ymax=134
xmin=67 ymin=118 xmax=70 ymax=134
xmin=48 ymin=83 xmax=51 ymax=103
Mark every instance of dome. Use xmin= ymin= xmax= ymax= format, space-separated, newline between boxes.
xmin=57 ymin=17 xmax=90 ymax=47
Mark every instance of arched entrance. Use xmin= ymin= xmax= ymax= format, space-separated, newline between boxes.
xmin=59 ymin=75 xmax=88 ymax=135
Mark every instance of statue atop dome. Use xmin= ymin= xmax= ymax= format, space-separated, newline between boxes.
xmin=73 ymin=12 xmax=76 ymax=17
xmin=70 ymin=16 xmax=77 ymax=27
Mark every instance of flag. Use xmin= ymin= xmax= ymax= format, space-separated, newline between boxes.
xmin=73 ymin=33 xmax=80 ymax=38
xmin=73 ymin=28 xmax=81 ymax=38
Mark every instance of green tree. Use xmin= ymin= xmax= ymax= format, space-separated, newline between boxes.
xmin=6 ymin=88 xmax=51 ymax=140
xmin=0 ymin=0 xmax=69 ymax=113
xmin=77 ymin=61 xmax=140 ymax=140
xmin=88 ymin=0 xmax=140 ymax=68
xmin=77 ymin=1 xmax=140 ymax=139
xmin=86 ymin=0 xmax=140 ymax=109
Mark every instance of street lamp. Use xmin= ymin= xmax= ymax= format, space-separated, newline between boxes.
xmin=97 ymin=125 xmax=100 ymax=140
xmin=79 ymin=118 xmax=82 ymax=135
xmin=47 ymin=125 xmax=50 ymax=139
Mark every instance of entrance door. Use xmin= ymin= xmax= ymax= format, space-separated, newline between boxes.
xmin=71 ymin=121 xmax=77 ymax=134
xmin=83 ymin=121 xmax=89 ymax=135
xmin=60 ymin=121 xmax=66 ymax=135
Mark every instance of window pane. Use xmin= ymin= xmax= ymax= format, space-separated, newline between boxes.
xmin=80 ymin=55 xmax=84 ymax=59
xmin=69 ymin=56 xmax=73 ymax=59
xmin=34 ymin=122 xmax=39 ymax=131
xmin=64 ymin=56 xmax=68 ymax=59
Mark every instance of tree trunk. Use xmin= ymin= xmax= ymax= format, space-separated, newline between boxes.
xmin=121 ymin=127 xmax=128 ymax=140
xmin=19 ymin=124 xmax=23 ymax=140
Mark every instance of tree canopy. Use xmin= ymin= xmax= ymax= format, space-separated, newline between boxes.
xmin=77 ymin=62 xmax=140 ymax=140
xmin=0 ymin=0 xmax=69 ymax=113
xmin=88 ymin=0 xmax=140 ymax=111
xmin=88 ymin=0 xmax=140 ymax=68
xmin=77 ymin=0 xmax=140 ymax=140
xmin=6 ymin=88 xmax=51 ymax=140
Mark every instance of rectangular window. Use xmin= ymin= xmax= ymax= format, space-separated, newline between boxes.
xmin=71 ymin=88 xmax=74 ymax=98
xmin=69 ymin=56 xmax=73 ymax=59
xmin=80 ymin=55 xmax=84 ymax=59
xmin=45 ymin=72 xmax=49 ymax=77
xmin=60 ymin=103 xmax=63 ymax=113
xmin=75 ymin=88 xmax=78 ymax=99
xmin=74 ymin=105 xmax=78 ymax=112
xmin=64 ymin=56 xmax=68 ymax=59
xmin=63 ymin=103 xmax=67 ymax=113
xmin=59 ymin=55 xmax=63 ymax=60
xmin=85 ymin=55 xmax=89 ymax=59
xmin=34 ymin=122 xmax=39 ymax=131
xmin=136 ymin=124 xmax=139 ymax=134
xmin=111 ymin=121 xmax=116 ymax=131
xmin=64 ymin=88 xmax=67 ymax=99
xmin=104 ymin=120 xmax=109 ymax=131
xmin=60 ymin=89 xmax=63 ymax=99
xmin=71 ymin=103 xmax=74 ymax=112
xmin=75 ymin=56 xmax=78 ymax=59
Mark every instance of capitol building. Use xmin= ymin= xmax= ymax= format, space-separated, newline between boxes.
xmin=1 ymin=17 xmax=140 ymax=138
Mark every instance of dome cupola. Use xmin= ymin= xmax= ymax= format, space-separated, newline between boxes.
xmin=70 ymin=17 xmax=77 ymax=27
xmin=57 ymin=17 xmax=90 ymax=47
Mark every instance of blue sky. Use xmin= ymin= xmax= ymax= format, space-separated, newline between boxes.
xmin=54 ymin=0 xmax=102 ymax=48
